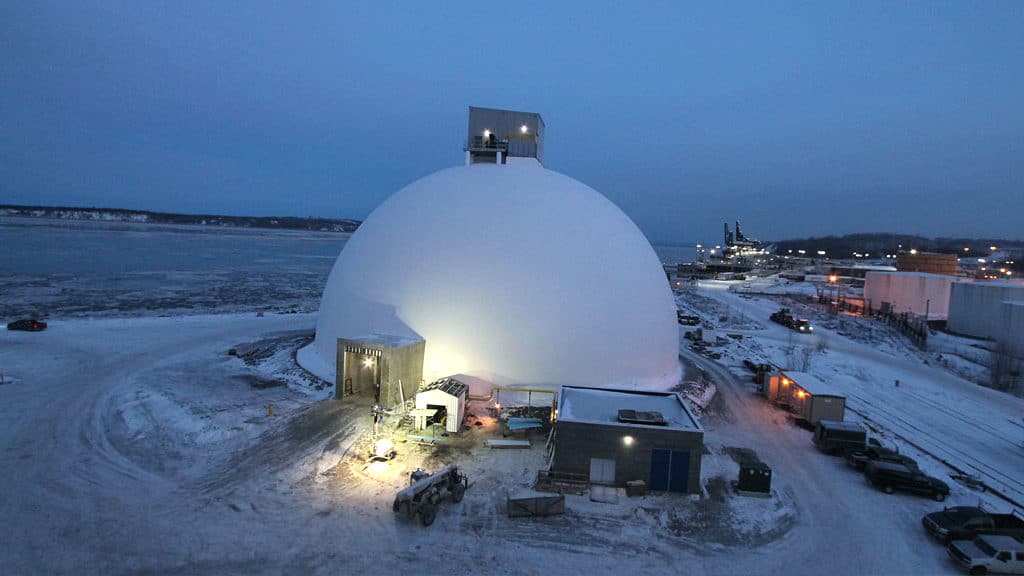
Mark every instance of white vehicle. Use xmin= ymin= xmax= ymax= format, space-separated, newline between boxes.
xmin=948 ymin=535 xmax=1024 ymax=575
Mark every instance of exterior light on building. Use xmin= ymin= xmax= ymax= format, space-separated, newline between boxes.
xmin=520 ymin=124 xmax=528 ymax=134
xmin=622 ymin=435 xmax=635 ymax=447
xmin=990 ymin=246 xmax=998 ymax=252
xmin=910 ymin=249 xmax=918 ymax=255
xmin=817 ymin=250 xmax=826 ymax=256
xmin=964 ymin=247 xmax=970 ymax=252
xmin=483 ymin=129 xmax=491 ymax=139
xmin=797 ymin=390 xmax=806 ymax=398
xmin=829 ymin=275 xmax=838 ymax=284
xmin=363 ymin=357 xmax=374 ymax=368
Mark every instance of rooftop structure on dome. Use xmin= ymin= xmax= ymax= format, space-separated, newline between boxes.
xmin=464 ymin=106 xmax=545 ymax=167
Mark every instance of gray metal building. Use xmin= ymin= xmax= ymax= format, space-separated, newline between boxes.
xmin=551 ymin=386 xmax=704 ymax=494
xmin=464 ymin=106 xmax=545 ymax=166
xmin=336 ymin=334 xmax=425 ymax=405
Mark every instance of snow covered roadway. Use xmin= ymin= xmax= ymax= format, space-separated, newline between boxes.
xmin=691 ymin=281 xmax=1024 ymax=508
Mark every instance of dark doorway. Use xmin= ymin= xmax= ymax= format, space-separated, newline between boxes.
xmin=650 ymin=449 xmax=690 ymax=492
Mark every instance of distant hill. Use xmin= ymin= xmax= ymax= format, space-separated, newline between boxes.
xmin=772 ymin=233 xmax=1023 ymax=258
xmin=0 ymin=205 xmax=361 ymax=233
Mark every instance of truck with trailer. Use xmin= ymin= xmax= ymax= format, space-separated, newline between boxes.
xmin=947 ymin=534 xmax=1024 ymax=575
xmin=770 ymin=308 xmax=813 ymax=333
xmin=924 ymin=506 xmax=1024 ymax=544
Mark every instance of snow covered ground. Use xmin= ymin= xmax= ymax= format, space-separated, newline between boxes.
xmin=3 ymin=221 xmax=1022 ymax=574
xmin=2 ymin=296 xmax=1020 ymax=574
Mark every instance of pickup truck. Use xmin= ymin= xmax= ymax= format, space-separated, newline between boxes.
xmin=947 ymin=534 xmax=1024 ymax=575
xmin=845 ymin=446 xmax=918 ymax=471
xmin=924 ymin=506 xmax=1024 ymax=544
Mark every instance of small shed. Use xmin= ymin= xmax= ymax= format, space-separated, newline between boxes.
xmin=736 ymin=461 xmax=772 ymax=494
xmin=782 ymin=371 xmax=846 ymax=424
xmin=414 ymin=377 xmax=469 ymax=434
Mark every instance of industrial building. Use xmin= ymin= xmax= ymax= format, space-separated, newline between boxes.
xmin=335 ymin=335 xmax=424 ymax=403
xmin=947 ymin=281 xmax=1024 ymax=339
xmin=550 ymin=386 xmax=704 ymax=494
xmin=863 ymin=271 xmax=956 ymax=319
xmin=300 ymin=107 xmax=680 ymax=395
xmin=895 ymin=251 xmax=958 ymax=276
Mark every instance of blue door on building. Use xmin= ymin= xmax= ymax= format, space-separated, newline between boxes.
xmin=649 ymin=449 xmax=690 ymax=492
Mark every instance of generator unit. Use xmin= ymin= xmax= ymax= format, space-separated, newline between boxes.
xmin=736 ymin=460 xmax=772 ymax=494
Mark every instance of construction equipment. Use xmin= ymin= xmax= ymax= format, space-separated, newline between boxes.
xmin=392 ymin=465 xmax=468 ymax=526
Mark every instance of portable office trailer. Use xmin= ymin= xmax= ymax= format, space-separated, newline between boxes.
xmin=782 ymin=371 xmax=847 ymax=424
xmin=414 ymin=377 xmax=469 ymax=434
xmin=551 ymin=386 xmax=704 ymax=494
xmin=762 ymin=374 xmax=794 ymax=406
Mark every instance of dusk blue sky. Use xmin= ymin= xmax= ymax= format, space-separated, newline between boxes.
xmin=2 ymin=1 xmax=1022 ymax=244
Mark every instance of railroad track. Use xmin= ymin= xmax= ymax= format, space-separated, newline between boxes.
xmin=845 ymin=392 xmax=1024 ymax=510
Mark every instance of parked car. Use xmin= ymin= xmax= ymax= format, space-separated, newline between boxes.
xmin=846 ymin=446 xmax=918 ymax=471
xmin=947 ymin=534 xmax=1024 ymax=575
xmin=7 ymin=318 xmax=47 ymax=331
xmin=924 ymin=506 xmax=1024 ymax=544
xmin=864 ymin=460 xmax=950 ymax=501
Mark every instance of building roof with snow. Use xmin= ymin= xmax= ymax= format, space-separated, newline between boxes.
xmin=558 ymin=386 xmax=702 ymax=431
xmin=781 ymin=371 xmax=844 ymax=397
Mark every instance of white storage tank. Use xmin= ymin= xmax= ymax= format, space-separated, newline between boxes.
xmin=863 ymin=271 xmax=955 ymax=319
xmin=997 ymin=301 xmax=1024 ymax=361
xmin=948 ymin=282 xmax=1024 ymax=339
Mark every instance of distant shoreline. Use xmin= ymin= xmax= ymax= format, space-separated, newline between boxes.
xmin=0 ymin=204 xmax=361 ymax=233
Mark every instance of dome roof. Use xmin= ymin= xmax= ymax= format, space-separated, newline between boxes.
xmin=304 ymin=164 xmax=679 ymax=388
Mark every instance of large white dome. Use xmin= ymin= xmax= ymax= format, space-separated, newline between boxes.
xmin=304 ymin=164 xmax=679 ymax=389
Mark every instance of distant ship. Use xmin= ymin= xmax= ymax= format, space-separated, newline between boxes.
xmin=721 ymin=221 xmax=768 ymax=261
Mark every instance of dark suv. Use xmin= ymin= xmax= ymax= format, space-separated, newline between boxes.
xmin=864 ymin=461 xmax=949 ymax=501
xmin=846 ymin=446 xmax=918 ymax=471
